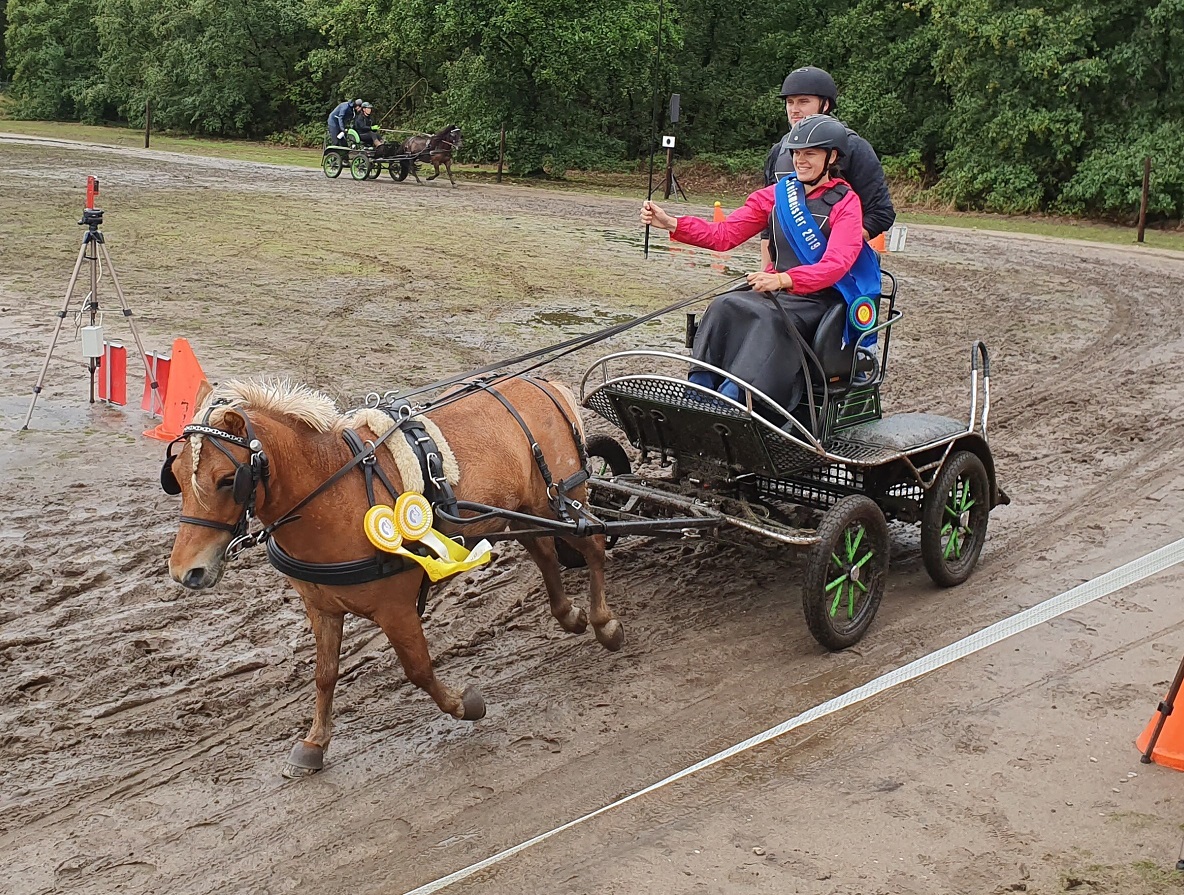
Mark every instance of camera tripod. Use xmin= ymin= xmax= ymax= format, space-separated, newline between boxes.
xmin=663 ymin=168 xmax=688 ymax=202
xmin=22 ymin=201 xmax=161 ymax=429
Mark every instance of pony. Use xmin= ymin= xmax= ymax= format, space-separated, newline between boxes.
xmin=399 ymin=124 xmax=462 ymax=187
xmin=164 ymin=376 xmax=620 ymax=777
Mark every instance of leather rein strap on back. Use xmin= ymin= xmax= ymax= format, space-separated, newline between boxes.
xmin=475 ymin=378 xmax=592 ymax=533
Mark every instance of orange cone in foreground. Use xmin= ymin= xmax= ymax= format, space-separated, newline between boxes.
xmin=713 ymin=201 xmax=725 ymax=223
xmin=143 ymin=338 xmax=210 ymax=442
xmin=1136 ymin=693 xmax=1184 ymax=771
xmin=870 ymin=232 xmax=887 ymax=253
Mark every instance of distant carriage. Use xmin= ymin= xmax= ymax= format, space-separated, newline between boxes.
xmin=321 ymin=124 xmax=462 ymax=186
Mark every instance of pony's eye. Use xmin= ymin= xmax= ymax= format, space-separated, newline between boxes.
xmin=217 ymin=475 xmax=236 ymax=490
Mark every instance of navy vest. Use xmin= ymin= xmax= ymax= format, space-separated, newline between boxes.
xmin=769 ymin=184 xmax=850 ymax=272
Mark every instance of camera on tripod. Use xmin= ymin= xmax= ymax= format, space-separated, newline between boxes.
xmin=79 ymin=177 xmax=103 ymax=229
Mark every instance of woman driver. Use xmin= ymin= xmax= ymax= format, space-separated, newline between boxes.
xmin=641 ymin=115 xmax=866 ymax=416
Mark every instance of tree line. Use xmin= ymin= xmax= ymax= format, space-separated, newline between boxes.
xmin=2 ymin=0 xmax=1181 ymax=220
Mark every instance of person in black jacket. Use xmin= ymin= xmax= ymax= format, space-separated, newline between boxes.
xmin=761 ymin=66 xmax=895 ymax=264
xmin=354 ymin=102 xmax=383 ymax=148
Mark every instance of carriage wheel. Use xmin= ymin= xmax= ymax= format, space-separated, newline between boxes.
xmin=803 ymin=495 xmax=889 ymax=650
xmin=920 ymin=450 xmax=990 ymax=587
xmin=389 ymin=162 xmax=407 ymax=181
xmin=555 ymin=435 xmax=633 ymax=570
xmin=322 ymin=153 xmax=343 ymax=179
xmin=350 ymin=156 xmax=370 ymax=180
xmin=395 ymin=160 xmax=411 ymax=182
xmin=367 ymin=160 xmax=382 ymax=180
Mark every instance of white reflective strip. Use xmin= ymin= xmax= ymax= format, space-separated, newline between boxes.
xmin=403 ymin=537 xmax=1184 ymax=895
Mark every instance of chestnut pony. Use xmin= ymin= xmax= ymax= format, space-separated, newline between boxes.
xmin=165 ymin=377 xmax=619 ymax=777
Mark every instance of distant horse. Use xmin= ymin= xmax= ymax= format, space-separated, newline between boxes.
xmin=163 ymin=376 xmax=620 ymax=777
xmin=400 ymin=124 xmax=462 ymax=187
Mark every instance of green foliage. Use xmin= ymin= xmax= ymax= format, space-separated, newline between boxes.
xmin=2 ymin=0 xmax=1182 ymax=219
xmin=5 ymin=0 xmax=100 ymax=118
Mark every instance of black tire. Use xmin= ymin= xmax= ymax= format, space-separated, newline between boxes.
xmin=367 ymin=160 xmax=382 ymax=180
xmin=555 ymin=435 xmax=632 ymax=569
xmin=350 ymin=155 xmax=370 ymax=180
xmin=322 ymin=153 xmax=343 ymax=179
xmin=396 ymin=160 xmax=411 ymax=181
xmin=803 ymin=495 xmax=889 ymax=650
xmin=920 ymin=450 xmax=990 ymax=587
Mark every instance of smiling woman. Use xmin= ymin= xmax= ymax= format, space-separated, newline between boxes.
xmin=640 ymin=114 xmax=874 ymax=418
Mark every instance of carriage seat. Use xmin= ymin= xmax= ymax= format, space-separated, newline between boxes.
xmin=811 ymin=301 xmax=854 ymax=383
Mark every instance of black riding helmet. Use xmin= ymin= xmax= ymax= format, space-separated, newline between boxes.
xmin=779 ymin=66 xmax=838 ymax=113
xmin=786 ymin=114 xmax=848 ymax=157
xmin=787 ymin=114 xmax=848 ymax=186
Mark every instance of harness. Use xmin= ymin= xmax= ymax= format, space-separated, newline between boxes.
xmin=161 ymin=380 xmax=590 ymax=606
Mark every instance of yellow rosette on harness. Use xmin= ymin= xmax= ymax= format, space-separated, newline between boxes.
xmin=363 ymin=493 xmax=492 ymax=582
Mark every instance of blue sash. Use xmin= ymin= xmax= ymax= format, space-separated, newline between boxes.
xmin=773 ymin=174 xmax=881 ymax=347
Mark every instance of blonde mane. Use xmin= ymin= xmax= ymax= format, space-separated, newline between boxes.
xmin=189 ymin=378 xmax=342 ymax=491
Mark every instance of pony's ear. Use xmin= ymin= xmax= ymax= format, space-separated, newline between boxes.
xmin=196 ymin=379 xmax=213 ymax=409
xmin=218 ymin=408 xmax=248 ymax=439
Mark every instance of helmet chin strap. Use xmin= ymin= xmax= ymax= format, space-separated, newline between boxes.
xmin=799 ymin=149 xmax=837 ymax=189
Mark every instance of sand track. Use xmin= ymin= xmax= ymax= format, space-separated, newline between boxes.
xmin=2 ymin=137 xmax=1184 ymax=894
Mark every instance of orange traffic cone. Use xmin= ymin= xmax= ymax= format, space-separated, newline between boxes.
xmin=713 ymin=202 xmax=726 ymax=223
xmin=143 ymin=338 xmax=210 ymax=442
xmin=1136 ymin=656 xmax=1184 ymax=770
xmin=869 ymin=232 xmax=887 ymax=253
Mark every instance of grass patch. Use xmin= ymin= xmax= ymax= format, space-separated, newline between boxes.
xmin=0 ymin=120 xmax=321 ymax=169
xmin=897 ymin=209 xmax=1184 ymax=253
xmin=3 ymin=119 xmax=1182 ymax=252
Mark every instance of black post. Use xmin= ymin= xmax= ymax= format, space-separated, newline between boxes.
xmin=1137 ymin=156 xmax=1151 ymax=243
xmin=497 ymin=124 xmax=505 ymax=184
xmin=663 ymin=146 xmax=674 ymax=199
xmin=1141 ymin=650 xmax=1184 ymax=763
xmin=145 ymin=100 xmax=152 ymax=149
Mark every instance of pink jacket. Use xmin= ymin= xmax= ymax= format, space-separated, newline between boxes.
xmin=671 ymin=178 xmax=864 ymax=295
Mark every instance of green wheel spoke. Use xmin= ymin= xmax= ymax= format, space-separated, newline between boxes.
xmin=854 ymin=577 xmax=868 ymax=593
xmin=848 ymin=525 xmax=865 ymax=559
xmin=830 ymin=552 xmax=844 ymax=569
xmin=943 ymin=529 xmax=962 ymax=560
xmin=830 ymin=584 xmax=844 ymax=617
xmin=944 ymin=503 xmax=961 ymax=521
xmin=825 ymin=573 xmax=847 ymax=593
xmin=852 ymin=550 xmax=874 ymax=570
xmin=844 ymin=528 xmax=853 ymax=558
xmin=847 ymin=583 xmax=855 ymax=619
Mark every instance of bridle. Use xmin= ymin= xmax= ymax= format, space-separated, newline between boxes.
xmin=160 ymin=402 xmax=271 ymax=559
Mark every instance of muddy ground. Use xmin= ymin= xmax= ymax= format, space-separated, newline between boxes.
xmin=2 ymin=135 xmax=1184 ymax=895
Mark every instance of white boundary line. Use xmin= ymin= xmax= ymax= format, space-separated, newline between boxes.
xmin=403 ymin=537 xmax=1184 ymax=895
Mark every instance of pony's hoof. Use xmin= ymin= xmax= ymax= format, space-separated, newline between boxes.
xmin=283 ymin=740 xmax=324 ymax=777
xmin=595 ymin=619 xmax=625 ymax=652
xmin=562 ymin=605 xmax=589 ymax=635
xmin=461 ymin=685 xmax=486 ymax=721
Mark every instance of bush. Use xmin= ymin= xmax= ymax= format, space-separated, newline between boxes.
xmin=1058 ymin=122 xmax=1184 ymax=220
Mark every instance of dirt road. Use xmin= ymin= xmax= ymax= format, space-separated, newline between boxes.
xmin=2 ymin=136 xmax=1184 ymax=894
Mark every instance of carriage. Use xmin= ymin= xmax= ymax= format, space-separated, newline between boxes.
xmin=320 ymin=128 xmax=412 ymax=182
xmin=569 ymin=271 xmax=1009 ymax=649
xmin=320 ymin=125 xmax=461 ymax=184
xmin=162 ymin=266 xmax=1007 ymax=773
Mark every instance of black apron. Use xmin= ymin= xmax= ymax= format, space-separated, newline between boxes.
xmin=691 ymin=186 xmax=847 ymax=413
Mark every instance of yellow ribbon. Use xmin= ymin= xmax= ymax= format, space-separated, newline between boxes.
xmin=363 ymin=494 xmax=492 ymax=582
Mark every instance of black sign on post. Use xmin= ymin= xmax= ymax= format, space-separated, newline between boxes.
xmin=669 ymin=93 xmax=680 ymax=125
